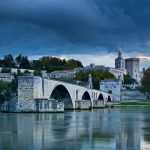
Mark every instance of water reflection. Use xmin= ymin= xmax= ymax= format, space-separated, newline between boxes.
xmin=0 ymin=107 xmax=150 ymax=149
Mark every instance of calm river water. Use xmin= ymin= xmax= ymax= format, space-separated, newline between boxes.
xmin=0 ymin=107 xmax=150 ymax=150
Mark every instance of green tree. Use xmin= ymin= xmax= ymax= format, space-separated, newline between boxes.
xmin=0 ymin=59 xmax=5 ymax=67
xmin=0 ymin=94 xmax=6 ymax=103
xmin=34 ymin=70 xmax=42 ymax=76
xmin=3 ymin=54 xmax=16 ymax=68
xmin=124 ymin=74 xmax=137 ymax=84
xmin=0 ymin=81 xmax=10 ymax=102
xmin=141 ymin=67 xmax=150 ymax=96
xmin=1 ymin=67 xmax=11 ymax=73
xmin=65 ymin=59 xmax=83 ymax=70
xmin=10 ymin=74 xmax=18 ymax=93
xmin=0 ymin=81 xmax=9 ymax=91
xmin=75 ymin=70 xmax=115 ymax=89
xmin=31 ymin=60 xmax=43 ymax=70
xmin=20 ymin=56 xmax=31 ymax=69
xmin=15 ymin=54 xmax=22 ymax=67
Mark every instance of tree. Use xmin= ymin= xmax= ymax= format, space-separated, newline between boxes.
xmin=65 ymin=59 xmax=83 ymax=70
xmin=10 ymin=74 xmax=18 ymax=93
xmin=141 ymin=67 xmax=150 ymax=97
xmin=3 ymin=54 xmax=16 ymax=68
xmin=34 ymin=70 xmax=42 ymax=76
xmin=20 ymin=56 xmax=31 ymax=69
xmin=1 ymin=67 xmax=11 ymax=73
xmin=0 ymin=59 xmax=5 ymax=67
xmin=15 ymin=54 xmax=22 ymax=67
xmin=75 ymin=70 xmax=115 ymax=89
xmin=31 ymin=60 xmax=43 ymax=70
xmin=0 ymin=81 xmax=10 ymax=102
xmin=0 ymin=94 xmax=6 ymax=103
xmin=124 ymin=74 xmax=137 ymax=84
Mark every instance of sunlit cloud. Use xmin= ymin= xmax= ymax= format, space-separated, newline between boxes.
xmin=137 ymin=56 xmax=150 ymax=61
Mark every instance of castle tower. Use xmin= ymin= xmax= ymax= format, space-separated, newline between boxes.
xmin=125 ymin=58 xmax=140 ymax=82
xmin=115 ymin=48 xmax=125 ymax=69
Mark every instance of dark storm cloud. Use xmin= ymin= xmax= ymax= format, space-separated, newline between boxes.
xmin=0 ymin=0 xmax=150 ymax=56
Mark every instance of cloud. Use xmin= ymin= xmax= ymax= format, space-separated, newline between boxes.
xmin=137 ymin=56 xmax=150 ymax=61
xmin=28 ymin=53 xmax=150 ymax=70
xmin=0 ymin=0 xmax=150 ymax=59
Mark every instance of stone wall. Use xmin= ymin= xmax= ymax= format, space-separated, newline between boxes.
xmin=17 ymin=76 xmax=37 ymax=111
xmin=121 ymin=89 xmax=148 ymax=102
xmin=33 ymin=77 xmax=43 ymax=98
xmin=0 ymin=97 xmax=17 ymax=112
xmin=34 ymin=99 xmax=64 ymax=112
xmin=75 ymin=100 xmax=92 ymax=109
xmin=93 ymin=100 xmax=105 ymax=108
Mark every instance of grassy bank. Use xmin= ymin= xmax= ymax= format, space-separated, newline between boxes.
xmin=114 ymin=102 xmax=150 ymax=106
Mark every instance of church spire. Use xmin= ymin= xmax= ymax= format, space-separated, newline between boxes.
xmin=118 ymin=48 xmax=122 ymax=58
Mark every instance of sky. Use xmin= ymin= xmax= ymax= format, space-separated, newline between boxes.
xmin=0 ymin=0 xmax=150 ymax=69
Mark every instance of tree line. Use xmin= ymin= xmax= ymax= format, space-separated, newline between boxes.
xmin=0 ymin=54 xmax=83 ymax=72
xmin=141 ymin=67 xmax=150 ymax=98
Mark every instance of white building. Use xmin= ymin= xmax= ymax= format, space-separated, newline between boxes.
xmin=100 ymin=79 xmax=122 ymax=102
xmin=107 ymin=67 xmax=126 ymax=81
xmin=125 ymin=58 xmax=140 ymax=82
xmin=0 ymin=73 xmax=14 ymax=82
xmin=48 ymin=70 xmax=75 ymax=79
xmin=0 ymin=67 xmax=34 ymax=74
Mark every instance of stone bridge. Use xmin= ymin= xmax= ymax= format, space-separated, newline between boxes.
xmin=17 ymin=76 xmax=112 ymax=111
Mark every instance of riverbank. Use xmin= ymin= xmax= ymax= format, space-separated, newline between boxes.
xmin=114 ymin=102 xmax=150 ymax=106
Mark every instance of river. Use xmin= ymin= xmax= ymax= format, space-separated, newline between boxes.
xmin=0 ymin=107 xmax=150 ymax=150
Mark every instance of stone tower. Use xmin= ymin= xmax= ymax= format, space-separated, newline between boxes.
xmin=115 ymin=48 xmax=125 ymax=69
xmin=88 ymin=74 xmax=93 ymax=89
xmin=125 ymin=58 xmax=140 ymax=82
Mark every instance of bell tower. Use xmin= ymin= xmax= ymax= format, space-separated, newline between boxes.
xmin=115 ymin=48 xmax=125 ymax=69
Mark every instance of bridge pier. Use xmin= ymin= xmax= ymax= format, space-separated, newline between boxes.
xmin=75 ymin=100 xmax=92 ymax=110
xmin=93 ymin=100 xmax=105 ymax=108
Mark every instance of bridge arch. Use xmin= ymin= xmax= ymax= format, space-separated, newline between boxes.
xmin=108 ymin=96 xmax=111 ymax=102
xmin=82 ymin=91 xmax=91 ymax=101
xmin=50 ymin=84 xmax=73 ymax=109
xmin=98 ymin=93 xmax=104 ymax=100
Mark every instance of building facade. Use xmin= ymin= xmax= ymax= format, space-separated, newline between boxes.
xmin=48 ymin=70 xmax=75 ymax=79
xmin=100 ymin=79 xmax=122 ymax=102
xmin=125 ymin=58 xmax=140 ymax=82
xmin=0 ymin=73 xmax=14 ymax=82
xmin=107 ymin=67 xmax=126 ymax=81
